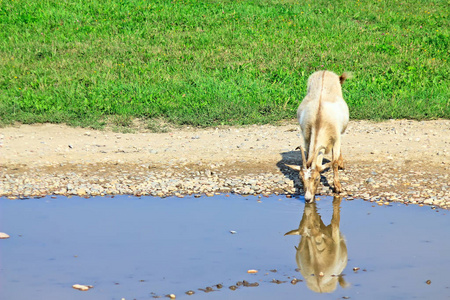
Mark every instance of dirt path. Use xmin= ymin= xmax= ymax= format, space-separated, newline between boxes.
xmin=1 ymin=120 xmax=449 ymax=208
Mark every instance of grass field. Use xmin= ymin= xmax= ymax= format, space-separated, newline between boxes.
xmin=0 ymin=0 xmax=448 ymax=129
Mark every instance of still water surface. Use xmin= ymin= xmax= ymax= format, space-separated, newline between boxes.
xmin=0 ymin=195 xmax=449 ymax=300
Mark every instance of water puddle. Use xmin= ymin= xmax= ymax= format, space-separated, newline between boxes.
xmin=1 ymin=195 xmax=449 ymax=299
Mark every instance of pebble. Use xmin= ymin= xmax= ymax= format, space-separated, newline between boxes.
xmin=77 ymin=188 xmax=87 ymax=196
xmin=72 ymin=284 xmax=93 ymax=291
xmin=0 ymin=232 xmax=10 ymax=239
xmin=271 ymin=279 xmax=286 ymax=284
xmin=365 ymin=178 xmax=375 ymax=184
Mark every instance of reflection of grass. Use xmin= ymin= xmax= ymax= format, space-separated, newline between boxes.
xmin=1 ymin=0 xmax=448 ymax=128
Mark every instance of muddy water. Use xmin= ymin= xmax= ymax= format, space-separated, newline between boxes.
xmin=0 ymin=195 xmax=449 ymax=300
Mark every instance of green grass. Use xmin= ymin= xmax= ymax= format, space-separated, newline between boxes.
xmin=1 ymin=0 xmax=449 ymax=128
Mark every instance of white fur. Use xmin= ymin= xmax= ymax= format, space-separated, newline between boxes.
xmin=297 ymin=70 xmax=349 ymax=167
xmin=304 ymin=168 xmax=312 ymax=179
xmin=297 ymin=70 xmax=350 ymax=201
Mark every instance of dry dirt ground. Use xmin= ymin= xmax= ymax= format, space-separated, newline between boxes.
xmin=1 ymin=120 xmax=449 ymax=207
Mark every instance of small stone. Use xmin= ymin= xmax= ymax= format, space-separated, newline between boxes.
xmin=423 ymin=199 xmax=434 ymax=205
xmin=72 ymin=284 xmax=93 ymax=291
xmin=426 ymin=280 xmax=431 ymax=285
xmin=247 ymin=269 xmax=258 ymax=274
xmin=0 ymin=232 xmax=10 ymax=239
xmin=185 ymin=290 xmax=195 ymax=295
xmin=271 ymin=279 xmax=286 ymax=284
xmin=77 ymin=188 xmax=87 ymax=196
xmin=168 ymin=294 xmax=176 ymax=299
xmin=365 ymin=178 xmax=375 ymax=184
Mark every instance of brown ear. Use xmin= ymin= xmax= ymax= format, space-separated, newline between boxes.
xmin=317 ymin=162 xmax=332 ymax=173
xmin=284 ymin=229 xmax=300 ymax=236
xmin=285 ymin=164 xmax=301 ymax=171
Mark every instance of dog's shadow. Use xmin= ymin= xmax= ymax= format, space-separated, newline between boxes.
xmin=276 ymin=150 xmax=332 ymax=195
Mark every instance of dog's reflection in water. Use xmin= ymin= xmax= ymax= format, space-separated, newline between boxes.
xmin=285 ymin=196 xmax=349 ymax=293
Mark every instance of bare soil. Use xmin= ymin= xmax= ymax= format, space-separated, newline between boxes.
xmin=1 ymin=119 xmax=449 ymax=172
xmin=1 ymin=120 xmax=449 ymax=206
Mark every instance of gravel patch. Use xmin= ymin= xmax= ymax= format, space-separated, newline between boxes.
xmin=1 ymin=160 xmax=449 ymax=209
